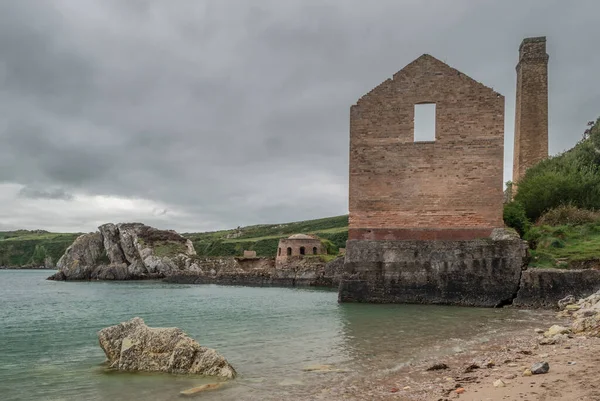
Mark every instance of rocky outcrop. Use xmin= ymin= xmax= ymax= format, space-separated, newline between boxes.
xmin=47 ymin=232 xmax=104 ymax=280
xmin=549 ymin=290 xmax=600 ymax=338
xmin=165 ymin=256 xmax=342 ymax=288
xmin=513 ymin=268 xmax=600 ymax=308
xmin=48 ymin=223 xmax=199 ymax=281
xmin=98 ymin=317 xmax=236 ymax=378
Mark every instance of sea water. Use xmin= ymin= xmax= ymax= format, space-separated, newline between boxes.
xmin=0 ymin=270 xmax=547 ymax=400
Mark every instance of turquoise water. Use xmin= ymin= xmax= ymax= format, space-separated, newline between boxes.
xmin=0 ymin=270 xmax=547 ymax=401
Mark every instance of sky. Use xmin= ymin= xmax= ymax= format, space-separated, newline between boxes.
xmin=0 ymin=0 xmax=599 ymax=233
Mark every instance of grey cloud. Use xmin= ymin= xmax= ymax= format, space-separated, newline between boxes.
xmin=18 ymin=186 xmax=74 ymax=201
xmin=0 ymin=0 xmax=599 ymax=232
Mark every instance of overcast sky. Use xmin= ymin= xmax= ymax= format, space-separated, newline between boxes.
xmin=1 ymin=0 xmax=599 ymax=233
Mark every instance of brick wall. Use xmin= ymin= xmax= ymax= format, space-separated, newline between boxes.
xmin=512 ymin=37 xmax=549 ymax=185
xmin=276 ymin=238 xmax=325 ymax=262
xmin=349 ymin=54 xmax=505 ymax=240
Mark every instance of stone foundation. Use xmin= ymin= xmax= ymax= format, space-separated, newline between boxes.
xmin=513 ymin=268 xmax=600 ymax=308
xmin=338 ymin=236 xmax=527 ymax=307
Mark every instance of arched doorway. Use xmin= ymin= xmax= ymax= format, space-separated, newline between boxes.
xmin=299 ymin=247 xmax=305 ymax=255
xmin=287 ymin=247 xmax=292 ymax=256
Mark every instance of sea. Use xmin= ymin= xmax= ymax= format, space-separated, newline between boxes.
xmin=0 ymin=270 xmax=549 ymax=401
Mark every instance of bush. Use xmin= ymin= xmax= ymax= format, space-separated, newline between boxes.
xmin=536 ymin=205 xmax=600 ymax=226
xmin=503 ymin=201 xmax=531 ymax=236
xmin=514 ymin=117 xmax=600 ymax=221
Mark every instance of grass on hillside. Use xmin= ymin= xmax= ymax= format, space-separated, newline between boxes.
xmin=184 ymin=215 xmax=349 ymax=258
xmin=0 ymin=230 xmax=80 ymax=267
xmin=526 ymin=223 xmax=600 ymax=269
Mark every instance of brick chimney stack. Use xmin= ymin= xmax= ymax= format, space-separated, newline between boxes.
xmin=512 ymin=36 xmax=549 ymax=187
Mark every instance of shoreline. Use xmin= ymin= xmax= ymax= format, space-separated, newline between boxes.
xmin=305 ymin=312 xmax=600 ymax=400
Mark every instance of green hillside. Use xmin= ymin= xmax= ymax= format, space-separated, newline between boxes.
xmin=0 ymin=216 xmax=349 ymax=267
xmin=183 ymin=215 xmax=349 ymax=257
xmin=0 ymin=230 xmax=80 ymax=267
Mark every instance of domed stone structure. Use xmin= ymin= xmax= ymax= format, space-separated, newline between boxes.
xmin=276 ymin=234 xmax=326 ymax=263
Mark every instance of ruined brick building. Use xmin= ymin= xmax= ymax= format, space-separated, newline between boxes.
xmin=339 ymin=37 xmax=549 ymax=306
xmin=348 ymin=54 xmax=505 ymax=240
xmin=276 ymin=234 xmax=325 ymax=263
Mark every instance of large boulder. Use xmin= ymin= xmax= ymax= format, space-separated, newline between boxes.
xmin=98 ymin=317 xmax=236 ymax=378
xmin=48 ymin=222 xmax=198 ymax=281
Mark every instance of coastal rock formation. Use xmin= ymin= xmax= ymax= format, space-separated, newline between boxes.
xmin=48 ymin=223 xmax=199 ymax=281
xmin=165 ymin=255 xmax=343 ymax=288
xmin=98 ymin=317 xmax=236 ymax=378
xmin=47 ymin=232 xmax=105 ymax=280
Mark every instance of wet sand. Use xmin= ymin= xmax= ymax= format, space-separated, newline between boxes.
xmin=299 ymin=316 xmax=600 ymax=401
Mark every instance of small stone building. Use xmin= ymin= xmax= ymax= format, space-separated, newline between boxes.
xmin=276 ymin=234 xmax=325 ymax=262
xmin=243 ymin=250 xmax=257 ymax=258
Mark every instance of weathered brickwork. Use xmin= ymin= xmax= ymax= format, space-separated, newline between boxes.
xmin=513 ymin=37 xmax=549 ymax=185
xmin=349 ymin=54 xmax=505 ymax=240
xmin=275 ymin=235 xmax=325 ymax=267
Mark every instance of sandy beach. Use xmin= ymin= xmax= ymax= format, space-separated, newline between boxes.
xmin=308 ymin=310 xmax=600 ymax=401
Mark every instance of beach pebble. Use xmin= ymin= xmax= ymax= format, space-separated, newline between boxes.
xmin=493 ymin=379 xmax=506 ymax=388
xmin=426 ymin=363 xmax=449 ymax=371
xmin=403 ymin=386 xmax=411 ymax=390
xmin=390 ymin=388 xmax=399 ymax=393
xmin=534 ymin=328 xmax=544 ymax=334
xmin=523 ymin=369 xmax=533 ymax=376
xmin=531 ymin=362 xmax=550 ymax=374
xmin=455 ymin=387 xmax=465 ymax=394
xmin=544 ymin=325 xmax=570 ymax=337
xmin=568 ymin=361 xmax=577 ymax=365
xmin=505 ymin=374 xmax=517 ymax=380
xmin=539 ymin=337 xmax=556 ymax=345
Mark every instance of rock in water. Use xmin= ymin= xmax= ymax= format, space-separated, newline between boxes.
xmin=50 ymin=232 xmax=105 ymax=280
xmin=530 ymin=362 xmax=549 ymax=375
xmin=97 ymin=317 xmax=236 ymax=378
xmin=180 ymin=383 xmax=225 ymax=396
xmin=48 ymin=222 xmax=199 ymax=281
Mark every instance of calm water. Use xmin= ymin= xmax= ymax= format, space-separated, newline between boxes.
xmin=0 ymin=270 xmax=548 ymax=401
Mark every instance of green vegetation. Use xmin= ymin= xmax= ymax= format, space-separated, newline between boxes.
xmin=153 ymin=241 xmax=188 ymax=257
xmin=503 ymin=201 xmax=530 ymax=236
xmin=0 ymin=215 xmax=349 ymax=266
xmin=183 ymin=215 xmax=348 ymax=258
xmin=503 ymin=118 xmax=600 ymax=269
xmin=526 ymin=223 xmax=600 ymax=269
xmin=0 ymin=230 xmax=80 ymax=267
xmin=513 ymin=118 xmax=600 ymax=222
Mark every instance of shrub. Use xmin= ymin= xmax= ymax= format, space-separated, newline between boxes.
xmin=503 ymin=201 xmax=531 ymax=236
xmin=514 ymin=117 xmax=600 ymax=221
xmin=536 ymin=204 xmax=600 ymax=226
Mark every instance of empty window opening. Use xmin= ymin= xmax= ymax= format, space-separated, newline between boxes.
xmin=312 ymin=247 xmax=318 ymax=255
xmin=414 ymin=103 xmax=436 ymax=142
xmin=278 ymin=248 xmax=281 ymax=256
xmin=287 ymin=247 xmax=292 ymax=256
xmin=300 ymin=247 xmax=305 ymax=255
